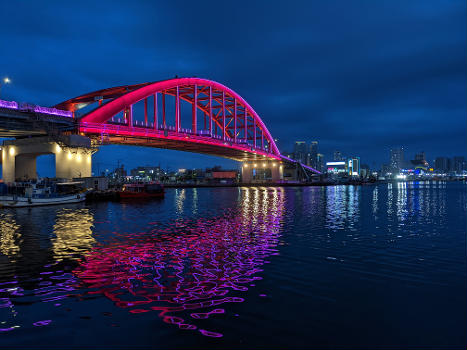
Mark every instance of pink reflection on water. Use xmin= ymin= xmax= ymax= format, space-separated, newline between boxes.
xmin=191 ymin=308 xmax=225 ymax=319
xmin=199 ymin=329 xmax=223 ymax=337
xmin=74 ymin=188 xmax=284 ymax=337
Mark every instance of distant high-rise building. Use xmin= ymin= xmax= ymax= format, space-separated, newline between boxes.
xmin=415 ymin=152 xmax=426 ymax=161
xmin=360 ymin=164 xmax=370 ymax=178
xmin=293 ymin=141 xmax=307 ymax=163
xmin=390 ymin=147 xmax=404 ymax=171
xmin=381 ymin=163 xmax=391 ymax=175
xmin=333 ymin=150 xmax=344 ymax=161
xmin=434 ymin=157 xmax=450 ymax=173
xmin=452 ymin=156 xmax=466 ymax=174
xmin=305 ymin=152 xmax=312 ymax=166
xmin=347 ymin=157 xmax=360 ymax=176
xmin=317 ymin=153 xmax=324 ymax=172
xmin=309 ymin=141 xmax=318 ymax=168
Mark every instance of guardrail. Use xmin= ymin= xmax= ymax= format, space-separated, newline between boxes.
xmin=0 ymin=99 xmax=18 ymax=109
xmin=0 ymin=99 xmax=72 ymax=117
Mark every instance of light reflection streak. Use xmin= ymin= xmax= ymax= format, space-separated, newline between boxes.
xmin=0 ymin=213 xmax=21 ymax=259
xmin=192 ymin=188 xmax=198 ymax=215
xmin=396 ymin=182 xmax=408 ymax=223
xmin=434 ymin=182 xmax=447 ymax=216
xmin=175 ymin=189 xmax=186 ymax=215
xmin=384 ymin=182 xmax=449 ymax=231
xmin=372 ymin=186 xmax=378 ymax=215
xmin=325 ymin=186 xmax=360 ymax=230
xmin=387 ymin=183 xmax=394 ymax=217
xmin=51 ymin=208 xmax=96 ymax=261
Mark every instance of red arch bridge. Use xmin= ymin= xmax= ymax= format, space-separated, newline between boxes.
xmin=0 ymin=78 xmax=320 ymax=182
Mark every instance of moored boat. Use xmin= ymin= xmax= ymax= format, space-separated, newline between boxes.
xmin=118 ymin=182 xmax=164 ymax=199
xmin=0 ymin=181 xmax=87 ymax=208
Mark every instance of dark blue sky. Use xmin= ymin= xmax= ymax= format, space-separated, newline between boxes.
xmin=0 ymin=0 xmax=465 ymax=174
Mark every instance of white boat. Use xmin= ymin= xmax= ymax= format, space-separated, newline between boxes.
xmin=0 ymin=181 xmax=87 ymax=208
xmin=0 ymin=193 xmax=86 ymax=207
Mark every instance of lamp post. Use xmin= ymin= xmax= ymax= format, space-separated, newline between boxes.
xmin=0 ymin=77 xmax=11 ymax=99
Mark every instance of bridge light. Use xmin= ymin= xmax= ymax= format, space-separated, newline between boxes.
xmin=55 ymin=144 xmax=61 ymax=153
xmin=87 ymin=155 xmax=91 ymax=163
xmin=9 ymin=147 xmax=14 ymax=156
xmin=67 ymin=152 xmax=72 ymax=160
xmin=77 ymin=153 xmax=82 ymax=162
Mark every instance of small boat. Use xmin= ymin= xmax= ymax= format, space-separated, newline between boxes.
xmin=0 ymin=181 xmax=87 ymax=208
xmin=118 ymin=182 xmax=165 ymax=199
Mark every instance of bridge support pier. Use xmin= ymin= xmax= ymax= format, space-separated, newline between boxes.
xmin=241 ymin=160 xmax=283 ymax=183
xmin=1 ymin=135 xmax=94 ymax=183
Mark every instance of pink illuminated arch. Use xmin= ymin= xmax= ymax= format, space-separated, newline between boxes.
xmin=56 ymin=78 xmax=280 ymax=157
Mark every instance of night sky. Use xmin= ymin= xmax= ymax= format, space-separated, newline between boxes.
xmin=0 ymin=1 xmax=465 ymax=175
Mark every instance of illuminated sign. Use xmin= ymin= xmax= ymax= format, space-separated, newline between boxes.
xmin=326 ymin=162 xmax=346 ymax=166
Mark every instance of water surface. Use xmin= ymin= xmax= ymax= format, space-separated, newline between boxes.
xmin=0 ymin=182 xmax=465 ymax=348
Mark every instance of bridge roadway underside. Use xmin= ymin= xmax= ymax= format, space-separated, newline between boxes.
xmin=81 ymin=128 xmax=278 ymax=162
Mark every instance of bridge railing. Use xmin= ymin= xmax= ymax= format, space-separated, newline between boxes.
xmin=280 ymin=155 xmax=322 ymax=174
xmin=0 ymin=99 xmax=19 ymax=109
xmin=79 ymin=121 xmax=271 ymax=154
xmin=0 ymin=99 xmax=72 ymax=117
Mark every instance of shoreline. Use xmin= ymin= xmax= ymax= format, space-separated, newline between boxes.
xmin=82 ymin=179 xmax=466 ymax=201
xmin=161 ymin=179 xmax=464 ymax=189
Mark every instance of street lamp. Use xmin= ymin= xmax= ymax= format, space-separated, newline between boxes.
xmin=0 ymin=77 xmax=11 ymax=99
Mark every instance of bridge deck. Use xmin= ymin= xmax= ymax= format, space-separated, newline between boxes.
xmin=80 ymin=123 xmax=280 ymax=162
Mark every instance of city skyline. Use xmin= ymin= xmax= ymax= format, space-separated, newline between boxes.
xmin=286 ymin=140 xmax=465 ymax=172
xmin=30 ymin=138 xmax=467 ymax=178
xmin=0 ymin=1 xmax=465 ymax=171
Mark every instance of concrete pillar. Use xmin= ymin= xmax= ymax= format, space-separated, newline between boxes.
xmin=2 ymin=146 xmax=16 ymax=183
xmin=55 ymin=148 xmax=92 ymax=179
xmin=241 ymin=163 xmax=252 ymax=183
xmin=1 ymin=136 xmax=94 ymax=183
xmin=271 ymin=162 xmax=283 ymax=182
xmin=15 ymin=154 xmax=37 ymax=180
xmin=241 ymin=160 xmax=283 ymax=183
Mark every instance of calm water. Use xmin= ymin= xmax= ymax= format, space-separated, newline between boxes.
xmin=0 ymin=182 xmax=465 ymax=349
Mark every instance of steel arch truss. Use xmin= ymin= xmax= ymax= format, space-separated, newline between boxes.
xmin=55 ymin=78 xmax=281 ymax=161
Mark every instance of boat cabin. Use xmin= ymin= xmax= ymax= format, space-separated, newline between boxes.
xmin=122 ymin=183 xmax=164 ymax=193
